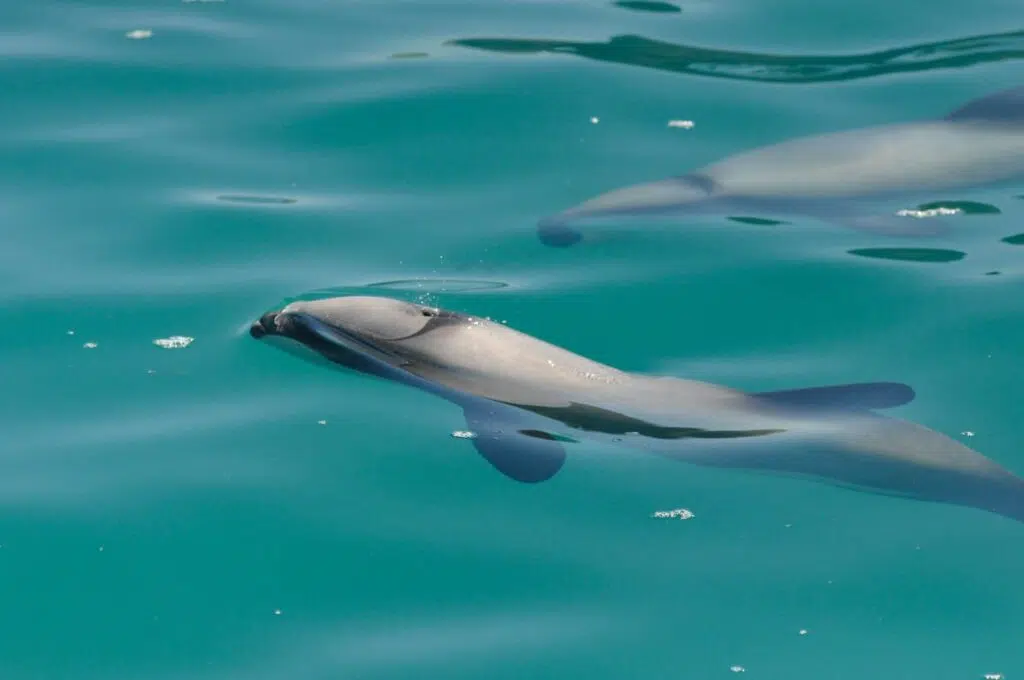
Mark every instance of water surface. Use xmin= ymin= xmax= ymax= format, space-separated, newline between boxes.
xmin=2 ymin=1 xmax=1023 ymax=678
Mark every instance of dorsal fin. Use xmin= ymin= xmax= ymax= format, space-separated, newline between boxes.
xmin=944 ymin=86 xmax=1024 ymax=124
xmin=753 ymin=382 xmax=915 ymax=412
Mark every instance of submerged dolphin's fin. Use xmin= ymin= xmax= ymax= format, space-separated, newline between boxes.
xmin=461 ymin=403 xmax=569 ymax=483
xmin=537 ymin=217 xmax=584 ymax=247
xmin=753 ymin=382 xmax=915 ymax=412
xmin=944 ymin=86 xmax=1024 ymax=124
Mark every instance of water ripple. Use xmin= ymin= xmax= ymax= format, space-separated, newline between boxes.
xmin=450 ymin=28 xmax=1024 ymax=83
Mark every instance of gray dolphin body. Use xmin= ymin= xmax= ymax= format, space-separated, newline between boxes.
xmin=250 ymin=295 xmax=1024 ymax=523
xmin=538 ymin=85 xmax=1024 ymax=246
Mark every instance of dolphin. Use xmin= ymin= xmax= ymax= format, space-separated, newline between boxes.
xmin=538 ymin=85 xmax=1024 ymax=246
xmin=249 ymin=295 xmax=1024 ymax=523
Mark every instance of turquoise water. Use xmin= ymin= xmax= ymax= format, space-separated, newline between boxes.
xmin=3 ymin=1 xmax=1024 ymax=677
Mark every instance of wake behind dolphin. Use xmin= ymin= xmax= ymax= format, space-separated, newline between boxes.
xmin=249 ymin=295 xmax=1024 ymax=524
xmin=539 ymin=85 xmax=1024 ymax=246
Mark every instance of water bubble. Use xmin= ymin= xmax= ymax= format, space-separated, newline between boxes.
xmin=650 ymin=508 xmax=695 ymax=520
xmin=153 ymin=336 xmax=194 ymax=349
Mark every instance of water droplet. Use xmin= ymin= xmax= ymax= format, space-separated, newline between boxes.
xmin=895 ymin=206 xmax=962 ymax=218
xmin=153 ymin=335 xmax=194 ymax=349
xmin=651 ymin=508 xmax=695 ymax=520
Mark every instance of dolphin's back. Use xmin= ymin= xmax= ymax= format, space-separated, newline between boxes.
xmin=701 ymin=122 xmax=1024 ymax=199
xmin=672 ymin=408 xmax=1024 ymax=523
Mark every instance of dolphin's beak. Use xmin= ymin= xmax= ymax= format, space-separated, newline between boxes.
xmin=537 ymin=175 xmax=715 ymax=247
xmin=249 ymin=311 xmax=279 ymax=339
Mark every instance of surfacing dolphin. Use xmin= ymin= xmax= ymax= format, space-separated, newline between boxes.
xmin=538 ymin=85 xmax=1024 ymax=246
xmin=250 ymin=295 xmax=1024 ymax=523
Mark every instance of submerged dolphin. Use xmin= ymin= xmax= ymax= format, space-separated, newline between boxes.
xmin=250 ymin=295 xmax=1024 ymax=523
xmin=538 ymin=85 xmax=1024 ymax=246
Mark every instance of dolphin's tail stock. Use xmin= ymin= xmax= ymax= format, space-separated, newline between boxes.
xmin=823 ymin=415 xmax=1024 ymax=526
xmin=968 ymin=475 xmax=1024 ymax=524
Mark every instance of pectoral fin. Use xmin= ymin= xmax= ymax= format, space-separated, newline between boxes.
xmin=461 ymin=404 xmax=569 ymax=483
xmin=754 ymin=382 xmax=915 ymax=412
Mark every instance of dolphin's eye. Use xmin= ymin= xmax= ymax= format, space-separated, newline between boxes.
xmin=421 ymin=309 xmax=436 ymax=317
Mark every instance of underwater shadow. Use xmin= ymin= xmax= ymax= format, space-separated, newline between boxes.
xmin=449 ymin=29 xmax=1024 ymax=84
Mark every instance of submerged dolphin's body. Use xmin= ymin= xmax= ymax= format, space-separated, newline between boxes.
xmin=538 ymin=85 xmax=1024 ymax=245
xmin=250 ymin=295 xmax=1024 ymax=523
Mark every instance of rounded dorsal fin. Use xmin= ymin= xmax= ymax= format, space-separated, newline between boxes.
xmin=944 ymin=85 xmax=1024 ymax=124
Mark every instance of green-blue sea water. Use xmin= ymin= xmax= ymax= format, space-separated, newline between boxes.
xmin=3 ymin=1 xmax=1024 ymax=678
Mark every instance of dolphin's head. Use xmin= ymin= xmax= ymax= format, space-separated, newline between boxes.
xmin=249 ymin=295 xmax=537 ymax=391
xmin=249 ymin=295 xmax=479 ymax=375
xmin=538 ymin=174 xmax=717 ymax=247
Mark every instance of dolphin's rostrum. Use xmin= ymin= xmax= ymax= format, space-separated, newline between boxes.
xmin=250 ymin=295 xmax=1024 ymax=524
xmin=538 ymin=85 xmax=1024 ymax=245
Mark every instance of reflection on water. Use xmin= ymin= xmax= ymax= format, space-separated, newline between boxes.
xmin=449 ymin=29 xmax=1024 ymax=83
xmin=217 ymin=194 xmax=298 ymax=206
xmin=916 ymin=200 xmax=1001 ymax=215
xmin=365 ymin=279 xmax=511 ymax=293
xmin=727 ymin=216 xmax=789 ymax=226
xmin=847 ymin=247 xmax=966 ymax=263
xmin=613 ymin=1 xmax=682 ymax=13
